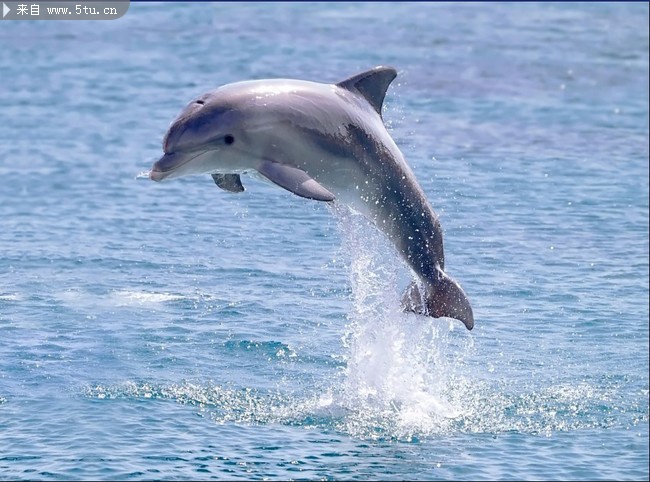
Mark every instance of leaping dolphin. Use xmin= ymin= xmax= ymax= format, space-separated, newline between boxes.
xmin=148 ymin=66 xmax=474 ymax=330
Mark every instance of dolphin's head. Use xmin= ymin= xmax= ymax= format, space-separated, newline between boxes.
xmin=148 ymin=78 xmax=357 ymax=183
xmin=149 ymin=91 xmax=248 ymax=181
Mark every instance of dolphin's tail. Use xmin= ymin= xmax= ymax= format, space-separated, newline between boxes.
xmin=402 ymin=268 xmax=474 ymax=330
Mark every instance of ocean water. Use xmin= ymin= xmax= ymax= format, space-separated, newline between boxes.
xmin=1 ymin=2 xmax=648 ymax=480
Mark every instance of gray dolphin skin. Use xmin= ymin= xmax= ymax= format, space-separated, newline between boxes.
xmin=149 ymin=66 xmax=474 ymax=330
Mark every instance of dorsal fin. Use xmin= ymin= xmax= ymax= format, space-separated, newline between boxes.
xmin=336 ymin=66 xmax=398 ymax=115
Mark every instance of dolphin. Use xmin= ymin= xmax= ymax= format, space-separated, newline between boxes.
xmin=148 ymin=66 xmax=474 ymax=330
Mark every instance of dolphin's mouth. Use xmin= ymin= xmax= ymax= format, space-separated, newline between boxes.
xmin=149 ymin=150 xmax=206 ymax=182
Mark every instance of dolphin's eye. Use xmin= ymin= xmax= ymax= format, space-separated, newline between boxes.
xmin=224 ymin=134 xmax=235 ymax=145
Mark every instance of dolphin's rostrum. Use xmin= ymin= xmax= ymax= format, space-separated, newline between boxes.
xmin=149 ymin=66 xmax=474 ymax=330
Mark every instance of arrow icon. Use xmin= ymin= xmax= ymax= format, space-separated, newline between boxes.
xmin=2 ymin=3 xmax=9 ymax=18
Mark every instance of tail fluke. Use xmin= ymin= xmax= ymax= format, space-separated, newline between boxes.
xmin=402 ymin=268 xmax=474 ymax=330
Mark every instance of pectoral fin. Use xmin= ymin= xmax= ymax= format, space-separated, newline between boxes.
xmin=257 ymin=160 xmax=335 ymax=202
xmin=212 ymin=173 xmax=245 ymax=193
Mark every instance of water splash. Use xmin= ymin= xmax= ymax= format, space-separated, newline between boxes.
xmin=0 ymin=293 xmax=21 ymax=301
xmin=135 ymin=170 xmax=151 ymax=180
xmin=111 ymin=289 xmax=186 ymax=305
xmin=322 ymin=204 xmax=471 ymax=438
xmin=83 ymin=376 xmax=647 ymax=442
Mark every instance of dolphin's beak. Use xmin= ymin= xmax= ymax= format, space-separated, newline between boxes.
xmin=148 ymin=166 xmax=167 ymax=182
xmin=149 ymin=151 xmax=199 ymax=182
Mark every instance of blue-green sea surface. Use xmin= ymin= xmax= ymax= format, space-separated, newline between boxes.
xmin=1 ymin=2 xmax=648 ymax=480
